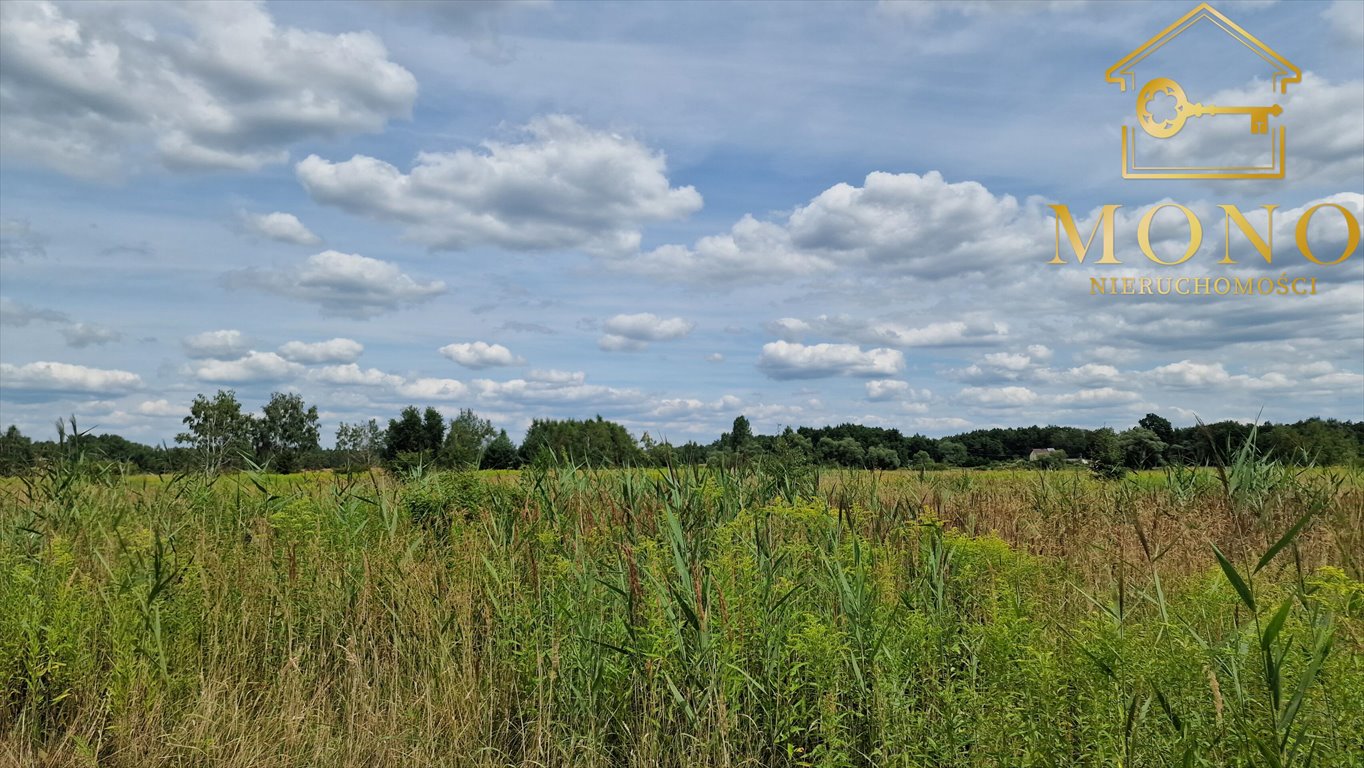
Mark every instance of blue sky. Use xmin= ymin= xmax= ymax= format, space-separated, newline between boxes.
xmin=1 ymin=0 xmax=1361 ymax=446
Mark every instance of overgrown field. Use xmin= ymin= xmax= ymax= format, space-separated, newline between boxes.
xmin=2 ymin=457 xmax=1362 ymax=767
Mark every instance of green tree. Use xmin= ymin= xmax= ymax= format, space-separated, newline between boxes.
xmin=1139 ymin=412 xmax=1176 ymax=447
xmin=1087 ymin=427 xmax=1125 ymax=478
xmin=1118 ymin=427 xmax=1166 ymax=470
xmin=422 ymin=407 xmax=446 ymax=453
xmin=336 ymin=419 xmax=384 ymax=470
xmin=866 ymin=444 xmax=901 ymax=470
xmin=818 ymin=436 xmax=865 ymax=467
xmin=480 ymin=429 xmax=521 ymax=469
xmin=520 ymin=416 xmax=641 ymax=466
xmin=385 ymin=406 xmax=427 ymax=462
xmin=441 ymin=409 xmax=496 ymax=468
xmin=911 ymin=449 xmax=933 ymax=479
xmin=938 ymin=439 xmax=968 ymax=466
xmin=728 ymin=415 xmax=754 ymax=453
xmin=0 ymin=425 xmax=33 ymax=475
xmin=254 ymin=392 xmax=320 ymax=473
xmin=177 ymin=390 xmax=253 ymax=474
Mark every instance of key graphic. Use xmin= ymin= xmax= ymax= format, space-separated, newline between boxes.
xmin=1136 ymin=77 xmax=1282 ymax=139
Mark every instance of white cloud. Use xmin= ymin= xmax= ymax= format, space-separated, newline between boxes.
xmin=865 ymin=379 xmax=931 ymax=402
xmin=136 ymin=399 xmax=184 ymax=417
xmin=598 ymin=313 xmax=694 ymax=351
xmin=0 ymin=219 xmax=47 ymax=260
xmin=770 ymin=314 xmax=1009 ymax=348
xmin=1137 ymin=74 xmax=1364 ymax=185
xmin=438 ymin=341 xmax=524 ymax=369
xmin=757 ymin=341 xmax=904 ymax=380
xmin=297 ymin=115 xmax=702 ymax=255
xmin=0 ymin=361 xmax=142 ymax=395
xmin=192 ymin=351 xmax=302 ymax=383
xmin=397 ymin=377 xmax=470 ymax=400
xmin=241 ymin=212 xmax=322 ymax=246
xmin=226 ymin=250 xmax=446 ymax=318
xmin=279 ymin=338 xmax=364 ymax=364
xmin=957 ymin=385 xmax=1039 ymax=407
xmin=183 ymin=330 xmax=249 ymax=360
xmin=598 ymin=334 xmax=646 ymax=352
xmin=705 ymin=353 xmax=725 ymax=363
xmin=307 ymin=363 xmax=404 ymax=388
xmin=1054 ymin=388 xmax=1142 ymax=408
xmin=0 ymin=297 xmax=67 ymax=325
xmin=1325 ymin=1 xmax=1364 ymax=47
xmin=602 ymin=313 xmax=695 ymax=341
xmin=628 ymin=171 xmax=1042 ymax=283
xmin=1 ymin=298 xmax=119 ymax=348
xmin=1149 ymin=360 xmax=1231 ymax=388
xmin=0 ymin=1 xmax=416 ymax=177
xmin=60 ymin=322 xmax=121 ymax=348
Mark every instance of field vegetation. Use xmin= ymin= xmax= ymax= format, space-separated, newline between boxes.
xmin=2 ymin=427 xmax=1361 ymax=766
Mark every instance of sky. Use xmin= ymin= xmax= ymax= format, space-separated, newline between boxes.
xmin=1 ymin=0 xmax=1361 ymax=447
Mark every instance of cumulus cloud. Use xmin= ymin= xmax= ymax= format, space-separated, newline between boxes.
xmin=240 ymin=212 xmax=322 ymax=246
xmin=192 ymin=351 xmax=302 ymax=383
xmin=378 ymin=0 xmax=548 ymax=62
xmin=0 ymin=296 xmax=67 ymax=325
xmin=957 ymin=385 xmax=1039 ymax=407
xmin=439 ymin=341 xmax=524 ymax=369
xmin=279 ymin=338 xmax=363 ymax=364
xmin=0 ymin=1 xmax=417 ymax=177
xmin=598 ymin=313 xmax=694 ymax=351
xmin=767 ymin=314 xmax=1009 ymax=348
xmin=0 ymin=219 xmax=46 ymax=260
xmin=1 ymin=298 xmax=120 ymax=348
xmin=226 ymin=251 xmax=446 ymax=318
xmin=865 ymin=379 xmax=931 ymax=402
xmin=60 ymin=322 xmax=121 ymax=348
xmin=296 ymin=115 xmax=702 ymax=255
xmin=0 ymin=361 xmax=142 ymax=396
xmin=757 ymin=341 xmax=904 ymax=380
xmin=136 ymin=399 xmax=184 ymax=417
xmin=627 ymin=171 xmax=1042 ymax=283
xmin=1324 ymin=1 xmax=1364 ymax=47
xmin=1135 ymin=74 xmax=1363 ymax=186
xmin=183 ymin=330 xmax=250 ymax=360
xmin=397 ymin=377 xmax=469 ymax=400
xmin=307 ymin=363 xmax=404 ymax=388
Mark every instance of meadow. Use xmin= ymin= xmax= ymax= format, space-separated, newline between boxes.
xmin=1 ymin=451 xmax=1361 ymax=767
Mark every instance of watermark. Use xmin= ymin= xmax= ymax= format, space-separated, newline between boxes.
xmin=1049 ymin=4 xmax=1359 ymax=294
xmin=1107 ymin=2 xmax=1298 ymax=180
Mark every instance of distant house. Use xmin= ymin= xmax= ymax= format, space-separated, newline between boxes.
xmin=1029 ymin=448 xmax=1059 ymax=461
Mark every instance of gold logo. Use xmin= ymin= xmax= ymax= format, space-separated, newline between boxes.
xmin=1107 ymin=3 xmax=1300 ymax=180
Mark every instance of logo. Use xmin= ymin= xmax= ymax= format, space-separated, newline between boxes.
xmin=1106 ymin=3 xmax=1300 ymax=180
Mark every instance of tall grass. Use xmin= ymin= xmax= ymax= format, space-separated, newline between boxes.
xmin=1 ymin=455 xmax=1360 ymax=766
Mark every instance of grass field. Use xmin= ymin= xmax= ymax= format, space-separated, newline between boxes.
xmin=2 ymin=457 xmax=1361 ymax=767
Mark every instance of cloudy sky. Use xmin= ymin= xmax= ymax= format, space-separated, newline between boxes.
xmin=1 ymin=0 xmax=1361 ymax=446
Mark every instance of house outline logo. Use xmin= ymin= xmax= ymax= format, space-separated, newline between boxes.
xmin=1107 ymin=3 xmax=1301 ymax=180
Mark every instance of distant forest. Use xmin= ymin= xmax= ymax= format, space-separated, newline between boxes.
xmin=1 ymin=388 xmax=1361 ymax=476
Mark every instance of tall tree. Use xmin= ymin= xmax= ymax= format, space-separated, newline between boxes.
xmin=177 ymin=390 xmax=253 ymax=474
xmin=253 ymin=392 xmax=320 ymax=473
xmin=480 ymin=429 xmax=521 ymax=470
xmin=385 ymin=406 xmax=426 ymax=460
xmin=0 ymin=425 xmax=33 ymax=476
xmin=336 ymin=419 xmax=385 ymax=470
xmin=728 ymin=415 xmax=754 ymax=453
xmin=422 ymin=407 xmax=446 ymax=454
xmin=1138 ymin=413 xmax=1176 ymax=447
xmin=441 ymin=409 xmax=496 ymax=468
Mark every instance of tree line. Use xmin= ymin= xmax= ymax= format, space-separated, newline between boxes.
xmin=1 ymin=388 xmax=1361 ymax=475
